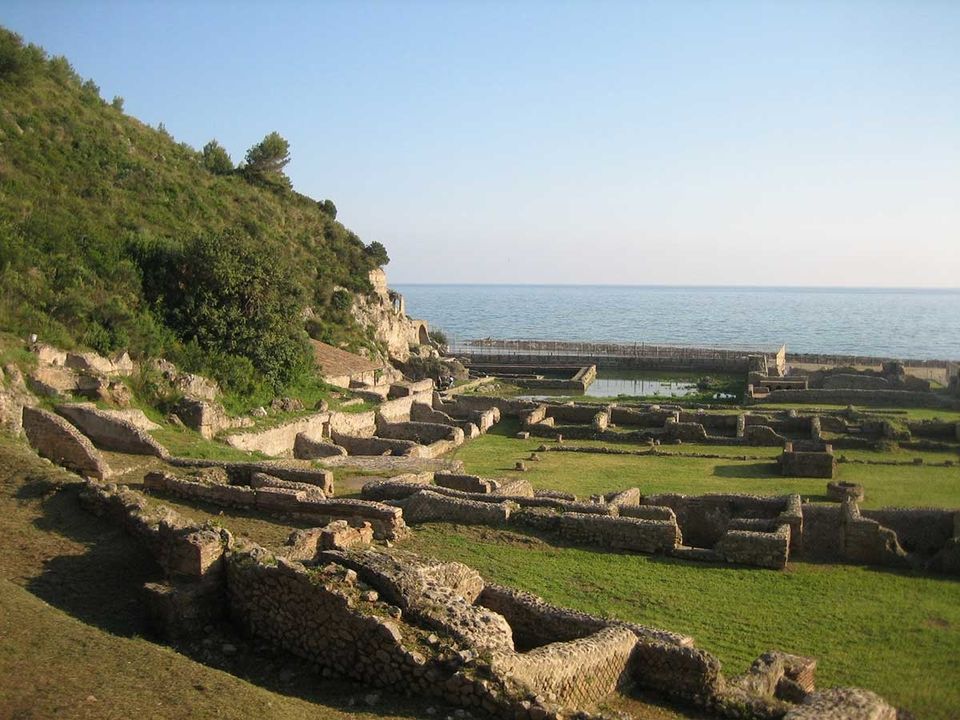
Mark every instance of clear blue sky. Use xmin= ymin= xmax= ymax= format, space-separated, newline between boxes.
xmin=4 ymin=1 xmax=959 ymax=287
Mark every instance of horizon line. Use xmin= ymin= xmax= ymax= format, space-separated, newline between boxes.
xmin=390 ymin=281 xmax=960 ymax=291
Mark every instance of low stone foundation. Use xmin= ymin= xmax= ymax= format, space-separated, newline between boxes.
xmin=779 ymin=443 xmax=836 ymax=478
xmin=145 ymin=470 xmax=406 ymax=540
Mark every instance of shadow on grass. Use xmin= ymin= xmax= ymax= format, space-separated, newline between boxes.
xmin=711 ymin=462 xmax=779 ymax=479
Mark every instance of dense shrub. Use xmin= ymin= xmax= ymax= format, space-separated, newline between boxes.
xmin=135 ymin=232 xmax=310 ymax=391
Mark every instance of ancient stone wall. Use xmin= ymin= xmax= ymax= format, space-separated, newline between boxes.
xmin=743 ymin=424 xmax=787 ymax=446
xmin=328 ymin=410 xmax=378 ymax=437
xmin=167 ymin=457 xmax=334 ymax=494
xmin=56 ymin=402 xmax=168 ymax=457
xmin=227 ymin=551 xmax=440 ymax=692
xmin=545 ymin=403 xmax=610 ymax=424
xmin=609 ymin=407 xmax=676 ymax=427
xmin=491 ymin=626 xmax=637 ymax=707
xmin=402 ymin=490 xmax=513 ymax=525
xmin=78 ymin=477 xmax=904 ymax=717
xmin=513 ymin=508 xmax=680 ymax=553
xmin=678 ymin=411 xmax=740 ymax=433
xmin=860 ymin=508 xmax=957 ymax=555
xmin=145 ymin=471 xmax=405 ymax=540
xmin=331 ymin=431 xmax=419 ymax=457
xmin=841 ymin=500 xmax=910 ymax=568
xmin=321 ymin=550 xmax=514 ymax=654
xmin=754 ymin=387 xmax=953 ymax=409
xmin=663 ymin=419 xmax=709 ymax=442
xmin=224 ymin=413 xmax=328 ymax=455
xmin=906 ymin=420 xmax=959 ymax=440
xmin=434 ymin=472 xmax=497 ymax=494
xmin=293 ymin=433 xmax=348 ymax=459
xmin=631 ymin=639 xmax=724 ymax=701
xmin=376 ymin=419 xmax=464 ymax=445
xmin=716 ymin=525 xmax=790 ymax=569
xmin=22 ymin=406 xmax=112 ymax=479
xmin=779 ymin=444 xmax=836 ymax=478
xmin=644 ymin=493 xmax=789 ymax=549
xmin=477 ymin=584 xmax=691 ymax=650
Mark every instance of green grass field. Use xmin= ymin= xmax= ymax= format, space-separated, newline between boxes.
xmin=450 ymin=420 xmax=960 ymax=509
xmin=404 ymin=523 xmax=960 ymax=719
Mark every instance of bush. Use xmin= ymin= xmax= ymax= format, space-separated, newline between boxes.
xmin=318 ymin=199 xmax=337 ymax=219
xmin=201 ymin=140 xmax=234 ymax=175
xmin=135 ymin=230 xmax=311 ymax=391
xmin=428 ymin=328 xmax=449 ymax=348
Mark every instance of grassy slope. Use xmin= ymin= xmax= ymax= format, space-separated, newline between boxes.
xmin=0 ymin=30 xmax=379 ymax=360
xmin=451 ymin=421 xmax=960 ymax=509
xmin=405 ymin=524 xmax=960 ymax=720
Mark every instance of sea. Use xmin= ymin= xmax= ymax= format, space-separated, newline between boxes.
xmin=393 ymin=285 xmax=960 ymax=361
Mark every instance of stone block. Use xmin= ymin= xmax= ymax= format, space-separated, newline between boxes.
xmin=21 ymin=406 xmax=112 ymax=479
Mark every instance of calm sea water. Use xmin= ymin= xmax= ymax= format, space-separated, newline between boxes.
xmin=394 ymin=285 xmax=960 ymax=360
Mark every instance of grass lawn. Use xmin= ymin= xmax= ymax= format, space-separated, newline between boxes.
xmin=404 ymin=523 xmax=960 ymax=720
xmin=450 ymin=421 xmax=960 ymax=509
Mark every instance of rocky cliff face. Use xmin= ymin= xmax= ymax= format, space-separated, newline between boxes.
xmin=351 ymin=269 xmax=429 ymax=362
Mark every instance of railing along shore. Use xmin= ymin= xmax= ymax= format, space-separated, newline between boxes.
xmin=449 ymin=338 xmax=958 ymax=369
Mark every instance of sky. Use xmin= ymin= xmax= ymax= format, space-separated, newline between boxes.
xmin=3 ymin=0 xmax=959 ymax=287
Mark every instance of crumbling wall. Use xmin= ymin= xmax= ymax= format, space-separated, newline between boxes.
xmin=223 ymin=413 xmax=328 ymax=455
xmin=860 ymin=508 xmax=957 ymax=555
xmin=491 ymin=626 xmax=636 ymax=708
xmin=331 ymin=431 xmax=419 ymax=457
xmin=609 ymin=407 xmax=675 ymax=427
xmin=227 ymin=551 xmax=436 ymax=692
xmin=779 ymin=444 xmax=836 ymax=478
xmin=477 ymin=584 xmax=691 ymax=650
xmin=716 ymin=525 xmax=790 ymax=569
xmin=544 ymin=403 xmax=609 ymax=424
xmin=56 ymin=403 xmax=168 ymax=457
xmin=328 ymin=410 xmax=378 ymax=437
xmin=293 ymin=433 xmax=347 ymax=459
xmin=513 ymin=509 xmax=680 ymax=553
xmin=376 ymin=419 xmax=464 ymax=445
xmin=402 ymin=490 xmax=513 ymax=525
xmin=167 ymin=457 xmax=334 ymax=495
xmin=644 ymin=494 xmax=787 ymax=549
xmin=756 ymin=387 xmax=949 ymax=409
xmin=663 ymin=419 xmax=709 ymax=442
xmin=434 ymin=472 xmax=498 ymax=494
xmin=21 ymin=406 xmax=112 ymax=479
xmin=145 ymin=471 xmax=405 ymax=540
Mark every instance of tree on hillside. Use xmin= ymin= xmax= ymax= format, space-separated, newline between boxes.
xmin=364 ymin=240 xmax=389 ymax=267
xmin=318 ymin=198 xmax=337 ymax=219
xmin=202 ymin=140 xmax=234 ymax=175
xmin=242 ymin=131 xmax=291 ymax=187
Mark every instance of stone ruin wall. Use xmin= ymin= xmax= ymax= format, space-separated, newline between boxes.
xmin=752 ymin=387 xmax=956 ymax=409
xmin=144 ymin=470 xmax=406 ymax=541
xmin=75 ymin=477 xmax=901 ymax=719
xmin=55 ymin=402 xmax=168 ymax=457
xmin=21 ymin=406 xmax=113 ymax=479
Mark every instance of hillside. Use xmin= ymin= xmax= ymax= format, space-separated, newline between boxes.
xmin=0 ymin=28 xmax=389 ymax=399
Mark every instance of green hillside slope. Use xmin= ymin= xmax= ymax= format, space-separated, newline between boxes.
xmin=0 ymin=28 xmax=386 ymax=396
